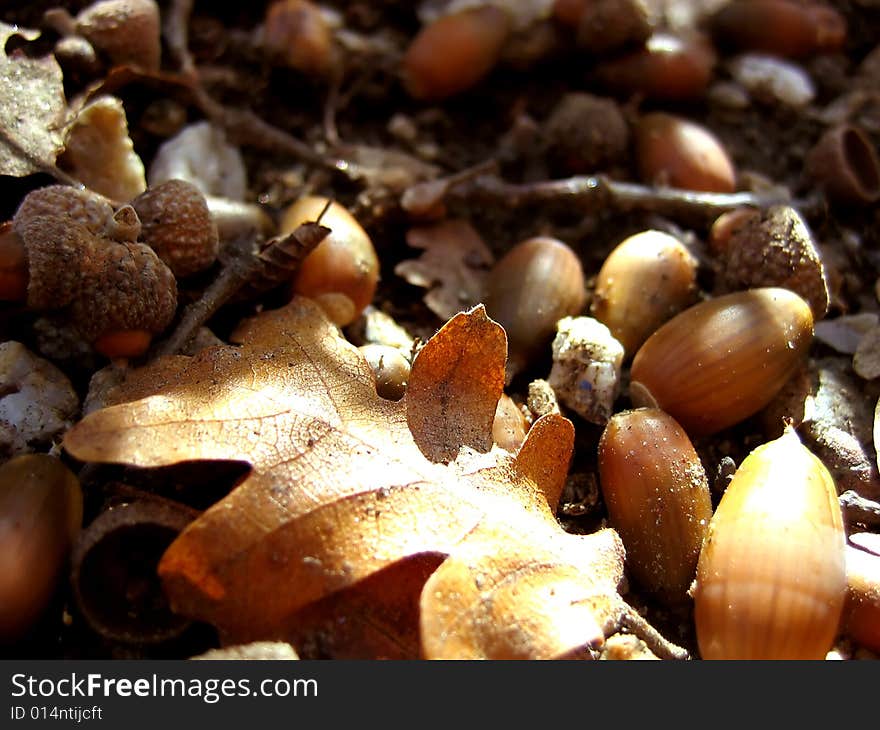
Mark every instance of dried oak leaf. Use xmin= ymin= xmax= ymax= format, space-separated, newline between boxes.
xmin=395 ymin=220 xmax=494 ymax=321
xmin=64 ymin=298 xmax=686 ymax=659
xmin=0 ymin=23 xmax=67 ymax=178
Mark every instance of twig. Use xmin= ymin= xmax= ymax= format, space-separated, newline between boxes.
xmin=619 ymin=605 xmax=691 ymax=660
xmin=440 ymin=173 xmax=820 ymax=223
xmin=840 ymin=490 xmax=880 ymax=527
xmin=164 ymin=0 xmax=196 ymax=81
xmin=152 ymin=219 xmax=330 ymax=357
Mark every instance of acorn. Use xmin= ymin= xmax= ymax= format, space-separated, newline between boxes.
xmin=0 ymin=454 xmax=83 ymax=642
xmin=842 ymin=542 xmax=880 ymax=653
xmin=693 ymin=428 xmax=846 ymax=659
xmin=281 ymin=196 xmax=379 ymax=327
xmin=806 ymin=124 xmax=880 ymax=207
xmin=359 ymin=344 xmax=410 ymax=402
xmin=262 ymin=0 xmax=337 ymax=77
xmin=598 ymin=408 xmax=712 ymax=604
xmin=590 ymin=230 xmax=698 ymax=357
xmin=593 ymin=33 xmax=717 ymax=101
xmin=483 ymin=237 xmax=587 ymax=381
xmin=710 ymin=0 xmax=846 ymax=59
xmin=630 ymin=288 xmax=813 ymax=436
xmin=635 ymin=112 xmax=736 ymax=192
xmin=402 ymin=5 xmax=512 ymax=101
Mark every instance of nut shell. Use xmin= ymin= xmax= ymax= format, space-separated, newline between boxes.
xmin=598 ymin=408 xmax=712 ymax=604
xmin=484 ymin=236 xmax=587 ymax=381
xmin=630 ymin=287 xmax=813 ymax=436
xmin=693 ymin=428 xmax=846 ymax=659
xmin=591 ymin=230 xmax=698 ymax=357
xmin=843 ymin=543 xmax=880 ymax=653
xmin=806 ymin=124 xmax=880 ymax=207
xmin=76 ymin=0 xmax=161 ymax=71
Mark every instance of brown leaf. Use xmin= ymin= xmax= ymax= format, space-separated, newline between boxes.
xmin=0 ymin=24 xmax=67 ymax=178
xmin=407 ymin=305 xmax=506 ymax=462
xmin=395 ymin=220 xmax=494 ymax=321
xmin=64 ymin=297 xmax=684 ymax=659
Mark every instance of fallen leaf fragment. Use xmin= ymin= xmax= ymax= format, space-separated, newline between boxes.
xmin=64 ymin=298 xmax=685 ymax=659
xmin=0 ymin=23 xmax=67 ymax=178
xmin=395 ymin=220 xmax=494 ymax=321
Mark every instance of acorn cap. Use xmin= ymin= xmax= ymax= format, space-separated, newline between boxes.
xmin=132 ymin=180 xmax=220 ymax=277
xmin=13 ymin=185 xmax=113 ymax=238
xmin=70 ymin=238 xmax=177 ymax=342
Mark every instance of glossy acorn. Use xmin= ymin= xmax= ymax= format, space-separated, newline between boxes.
xmin=359 ymin=344 xmax=410 ymax=401
xmin=598 ymin=408 xmax=712 ymax=604
xmin=710 ymin=0 xmax=846 ymax=59
xmin=0 ymin=454 xmax=83 ymax=641
xmin=590 ymin=230 xmax=698 ymax=357
xmin=842 ymin=542 xmax=880 ymax=653
xmin=484 ymin=237 xmax=587 ymax=381
xmin=629 ymin=287 xmax=813 ymax=436
xmin=635 ymin=112 xmax=736 ymax=193
xmin=281 ymin=196 xmax=379 ymax=327
xmin=593 ymin=33 xmax=717 ymax=101
xmin=402 ymin=6 xmax=512 ymax=101
xmin=693 ymin=428 xmax=846 ymax=659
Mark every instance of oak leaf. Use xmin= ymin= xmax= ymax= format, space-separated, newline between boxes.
xmin=0 ymin=23 xmax=67 ymax=178
xmin=64 ymin=298 xmax=686 ymax=659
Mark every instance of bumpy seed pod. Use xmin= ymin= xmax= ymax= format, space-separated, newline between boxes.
xmin=598 ymin=408 xmax=712 ymax=604
xmin=693 ymin=428 xmax=846 ymax=659
xmin=484 ymin=237 xmax=587 ymax=381
xmin=0 ymin=454 xmax=83 ymax=641
xmin=635 ymin=112 xmax=736 ymax=192
xmin=359 ymin=344 xmax=410 ymax=401
xmin=131 ymin=180 xmax=220 ymax=277
xmin=590 ymin=230 xmax=698 ymax=357
xmin=593 ymin=33 xmax=717 ymax=101
xmin=842 ymin=543 xmax=880 ymax=653
xmin=281 ymin=196 xmax=379 ymax=327
xmin=710 ymin=0 xmax=846 ymax=59
xmin=402 ymin=6 xmax=512 ymax=101
xmin=543 ymin=93 xmax=629 ymax=174
xmin=630 ymin=288 xmax=813 ymax=436
xmin=806 ymin=125 xmax=880 ymax=207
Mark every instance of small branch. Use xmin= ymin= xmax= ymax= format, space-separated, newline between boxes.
xmin=438 ymin=173 xmax=819 ymax=223
xmin=619 ymin=605 xmax=691 ymax=660
xmin=152 ymin=220 xmax=330 ymax=357
xmin=164 ymin=0 xmax=196 ymax=81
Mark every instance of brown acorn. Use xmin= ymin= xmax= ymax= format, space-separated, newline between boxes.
xmin=598 ymin=408 xmax=712 ymax=604
xmin=281 ymin=196 xmax=379 ymax=327
xmin=402 ymin=6 xmax=512 ymax=101
xmin=590 ymin=230 xmax=699 ymax=357
xmin=0 ymin=455 xmax=83 ymax=641
xmin=842 ymin=542 xmax=880 ymax=653
xmin=630 ymin=288 xmax=813 ymax=436
xmin=710 ymin=0 xmax=846 ymax=59
xmin=484 ymin=237 xmax=587 ymax=381
xmin=593 ymin=33 xmax=717 ymax=101
xmin=635 ymin=112 xmax=736 ymax=193
xmin=693 ymin=428 xmax=846 ymax=659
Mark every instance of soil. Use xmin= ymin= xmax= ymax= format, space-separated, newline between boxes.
xmin=2 ymin=0 xmax=880 ymax=660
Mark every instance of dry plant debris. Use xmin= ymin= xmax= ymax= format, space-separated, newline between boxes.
xmin=65 ymin=300 xmax=685 ymax=659
xmin=2 ymin=0 xmax=880 ymax=661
